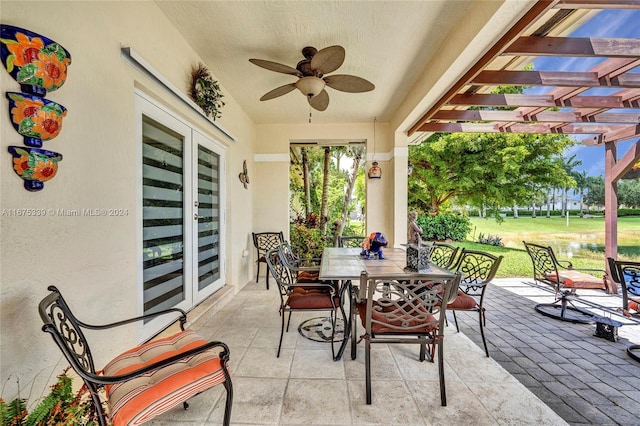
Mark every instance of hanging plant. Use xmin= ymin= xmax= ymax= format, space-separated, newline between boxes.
xmin=189 ymin=63 xmax=225 ymax=121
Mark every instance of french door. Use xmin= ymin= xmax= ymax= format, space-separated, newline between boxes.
xmin=137 ymin=93 xmax=225 ymax=340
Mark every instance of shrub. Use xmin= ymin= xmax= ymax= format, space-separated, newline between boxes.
xmin=0 ymin=369 xmax=99 ymax=425
xmin=417 ymin=213 xmax=471 ymax=241
xmin=290 ymin=213 xmax=328 ymax=260
xmin=477 ymin=233 xmax=504 ymax=247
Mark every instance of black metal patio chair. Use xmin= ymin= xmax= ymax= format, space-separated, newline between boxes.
xmin=609 ymin=258 xmax=640 ymax=361
xmin=523 ymin=241 xmax=609 ymax=324
xmin=353 ymin=271 xmax=461 ymax=405
xmin=446 ymin=249 xmax=503 ymax=357
xmin=39 ymin=286 xmax=233 ymax=426
xmin=252 ymin=231 xmax=284 ymax=289
xmin=338 ymin=235 xmax=365 ymax=248
xmin=264 ymin=246 xmax=345 ymax=359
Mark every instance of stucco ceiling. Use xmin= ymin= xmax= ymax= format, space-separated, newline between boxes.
xmin=155 ymin=0 xmax=476 ymax=125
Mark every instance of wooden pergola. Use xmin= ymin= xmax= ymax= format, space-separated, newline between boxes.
xmin=408 ymin=0 xmax=640 ymax=269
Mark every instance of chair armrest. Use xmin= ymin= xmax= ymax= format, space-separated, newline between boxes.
xmin=76 ymin=340 xmax=230 ymax=386
xmin=557 ymin=259 xmax=574 ymax=270
xmin=285 ymin=258 xmax=321 ymax=271
xmin=78 ymin=308 xmax=188 ymax=331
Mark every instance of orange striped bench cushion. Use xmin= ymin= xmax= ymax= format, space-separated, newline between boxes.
xmin=103 ymin=330 xmax=226 ymax=426
xmin=545 ymin=270 xmax=606 ymax=290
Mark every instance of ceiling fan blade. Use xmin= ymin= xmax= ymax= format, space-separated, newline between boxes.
xmin=308 ymin=90 xmax=329 ymax=111
xmin=249 ymin=59 xmax=301 ymax=76
xmin=324 ymin=74 xmax=375 ymax=93
xmin=310 ymin=45 xmax=345 ymax=75
xmin=260 ymin=83 xmax=297 ymax=101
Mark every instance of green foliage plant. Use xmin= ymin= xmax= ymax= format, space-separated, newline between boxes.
xmin=189 ymin=63 xmax=225 ymax=121
xmin=290 ymin=213 xmax=327 ymax=261
xmin=408 ymin=132 xmax=573 ymax=216
xmin=476 ymin=233 xmax=504 ymax=247
xmin=417 ymin=213 xmax=471 ymax=241
xmin=0 ymin=369 xmax=98 ymax=425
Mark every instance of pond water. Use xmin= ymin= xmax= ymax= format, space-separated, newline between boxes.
xmin=504 ymin=232 xmax=640 ymax=260
xmin=562 ymin=242 xmax=640 ymax=259
xmin=521 ymin=236 xmax=640 ymax=260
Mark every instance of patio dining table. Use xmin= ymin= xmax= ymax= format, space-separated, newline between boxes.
xmin=319 ymin=247 xmax=455 ymax=360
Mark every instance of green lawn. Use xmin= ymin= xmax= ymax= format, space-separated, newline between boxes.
xmin=447 ymin=215 xmax=640 ymax=278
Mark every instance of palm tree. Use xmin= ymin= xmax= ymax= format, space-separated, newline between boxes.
xmin=320 ymin=147 xmax=331 ymax=232
xmin=572 ymin=170 xmax=588 ymax=217
xmin=334 ymin=146 xmax=364 ymax=244
xmin=561 ymin=154 xmax=581 ymax=216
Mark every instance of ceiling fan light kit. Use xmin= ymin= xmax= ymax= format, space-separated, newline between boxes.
xmin=249 ymin=45 xmax=374 ymax=112
xmin=295 ymin=77 xmax=326 ymax=98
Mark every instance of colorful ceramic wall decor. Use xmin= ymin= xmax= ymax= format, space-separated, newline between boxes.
xmin=8 ymin=146 xmax=63 ymax=191
xmin=6 ymin=91 xmax=67 ymax=147
xmin=2 ymin=24 xmax=71 ymax=191
xmin=0 ymin=24 xmax=71 ymax=97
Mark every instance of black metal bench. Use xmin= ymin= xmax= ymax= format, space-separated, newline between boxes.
xmin=39 ymin=286 xmax=233 ymax=426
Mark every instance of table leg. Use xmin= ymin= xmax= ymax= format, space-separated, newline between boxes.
xmin=334 ymin=280 xmax=353 ymax=361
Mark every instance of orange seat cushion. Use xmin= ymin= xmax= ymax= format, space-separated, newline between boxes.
xmin=545 ymin=270 xmax=605 ymax=290
xmin=297 ymin=271 xmax=320 ymax=282
xmin=103 ymin=330 xmax=227 ymax=426
xmin=357 ymin=301 xmax=438 ymax=334
xmin=288 ymin=288 xmax=339 ymax=309
xmin=630 ymin=299 xmax=639 ymax=313
xmin=447 ymin=290 xmax=478 ymax=310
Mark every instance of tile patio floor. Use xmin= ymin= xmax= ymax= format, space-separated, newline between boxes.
xmin=145 ymin=274 xmax=640 ymax=425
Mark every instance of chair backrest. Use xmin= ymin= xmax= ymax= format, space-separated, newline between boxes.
xmin=264 ymin=247 xmax=295 ymax=296
xmin=338 ymin=236 xmax=365 ymax=248
xmin=359 ymin=271 xmax=461 ymax=333
xmin=39 ymin=286 xmax=97 ymax=379
xmin=278 ymin=241 xmax=298 ymax=265
xmin=453 ymin=249 xmax=503 ymax=298
xmin=429 ymin=242 xmax=460 ymax=269
xmin=252 ymin=232 xmax=284 ymax=255
xmin=610 ymin=259 xmax=640 ymax=311
xmin=523 ymin=241 xmax=562 ymax=288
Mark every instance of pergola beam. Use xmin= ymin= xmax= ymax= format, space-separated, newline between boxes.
xmin=611 ymin=140 xmax=640 ymax=180
xmin=447 ymin=93 xmax=639 ymax=108
xmin=416 ymin=122 xmax=638 ymax=134
xmin=472 ymin=70 xmax=640 ymax=88
xmin=555 ymin=0 xmax=640 ymax=9
xmin=505 ymin=36 xmax=640 ymax=57
xmin=431 ymin=109 xmax=640 ymax=124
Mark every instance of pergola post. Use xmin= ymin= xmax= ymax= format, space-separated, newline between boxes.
xmin=604 ymin=142 xmax=618 ymax=263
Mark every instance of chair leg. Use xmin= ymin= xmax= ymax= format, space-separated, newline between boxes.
xmin=277 ymin=311 xmax=285 ymax=358
xmin=265 ymin=264 xmax=270 ymax=290
xmin=437 ymin=335 xmax=446 ymax=406
xmin=351 ymin=285 xmax=358 ymax=360
xmin=285 ymin=311 xmax=292 ymax=332
xmin=419 ymin=337 xmax=426 ymax=362
xmin=452 ymin=310 xmax=460 ymax=332
xmin=256 ymin=260 xmax=260 ymax=284
xmin=479 ymin=308 xmax=489 ymax=357
xmin=365 ymin=338 xmax=372 ymax=405
xmin=222 ymin=377 xmax=233 ymax=426
xmin=88 ymin=383 xmax=108 ymax=426
xmin=351 ymin=317 xmax=358 ymax=360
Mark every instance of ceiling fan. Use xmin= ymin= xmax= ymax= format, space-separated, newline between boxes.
xmin=249 ymin=45 xmax=375 ymax=111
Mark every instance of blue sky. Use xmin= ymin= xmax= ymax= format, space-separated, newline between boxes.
xmin=529 ymin=9 xmax=640 ymax=176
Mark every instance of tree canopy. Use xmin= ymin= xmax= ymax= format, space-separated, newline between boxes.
xmin=408 ymin=132 xmax=575 ymax=215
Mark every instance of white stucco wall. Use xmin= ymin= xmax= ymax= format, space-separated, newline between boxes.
xmin=0 ymin=1 xmax=255 ymax=399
